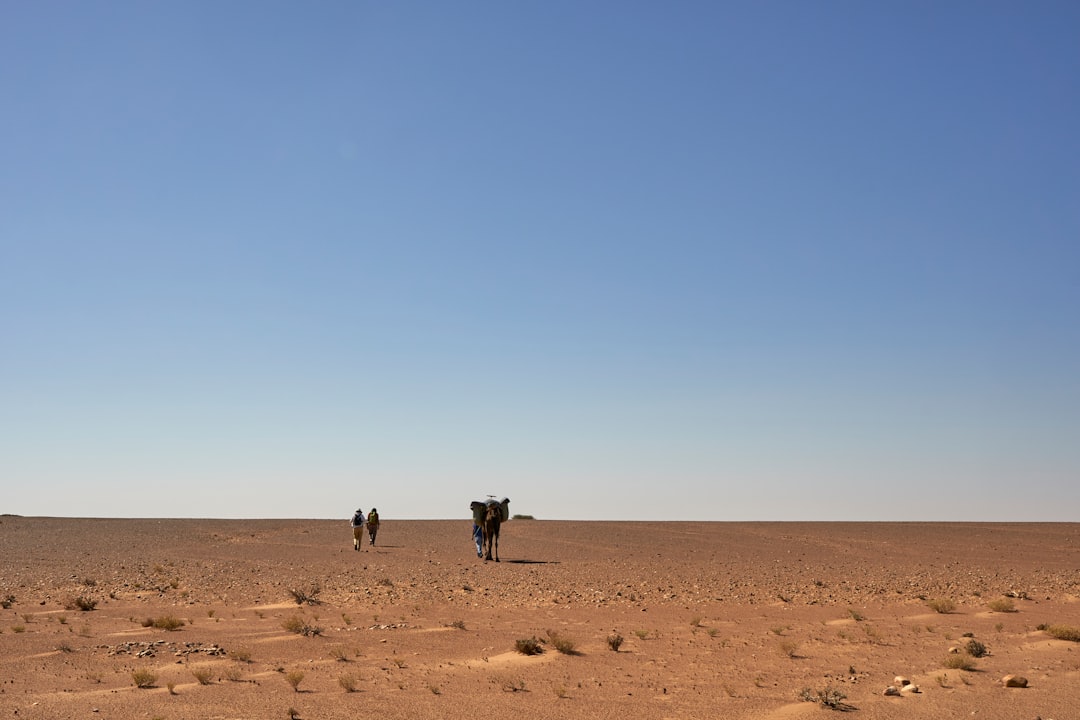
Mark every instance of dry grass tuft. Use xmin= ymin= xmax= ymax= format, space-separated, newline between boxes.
xmin=514 ymin=636 xmax=543 ymax=655
xmin=942 ymin=654 xmax=977 ymax=671
xmin=987 ymin=597 xmax=1017 ymax=613
xmin=926 ymin=598 xmax=956 ymax=614
xmin=1042 ymin=624 xmax=1080 ymax=642
xmin=131 ymin=669 xmax=157 ymax=688
xmin=606 ymin=633 xmax=624 ymax=652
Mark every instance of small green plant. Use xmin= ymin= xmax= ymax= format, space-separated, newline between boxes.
xmin=191 ymin=666 xmax=213 ymax=685
xmin=942 ymin=654 xmax=976 ymax=671
xmin=606 ymin=633 xmax=624 ymax=651
xmin=514 ymin=636 xmax=543 ymax=655
xmin=987 ymin=597 xmax=1017 ymax=613
xmin=285 ymin=670 xmax=305 ymax=691
xmin=546 ymin=629 xmax=576 ymax=654
xmin=633 ymin=629 xmax=649 ymax=640
xmin=1043 ymin=624 xmax=1080 ymax=642
xmin=339 ymin=673 xmax=358 ymax=692
xmin=132 ymin=669 xmax=157 ymax=688
xmin=927 ymin=598 xmax=956 ymax=614
xmin=12 ymin=625 xmax=25 ymax=633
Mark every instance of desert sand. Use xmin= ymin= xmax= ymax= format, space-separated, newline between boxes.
xmin=1 ymin=516 xmax=1078 ymax=719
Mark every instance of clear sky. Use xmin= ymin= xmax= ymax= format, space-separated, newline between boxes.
xmin=2 ymin=2 xmax=1078 ymax=521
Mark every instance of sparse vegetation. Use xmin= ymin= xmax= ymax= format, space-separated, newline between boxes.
xmin=1043 ymin=624 xmax=1080 ymax=642
xmin=190 ymin=666 xmax=213 ymax=685
xmin=778 ymin=640 xmax=800 ymax=658
xmin=514 ymin=636 xmax=543 ymax=655
xmin=449 ymin=619 xmax=466 ymax=630
xmin=339 ymin=673 xmax=358 ymax=692
xmin=987 ymin=597 xmax=1017 ymax=613
xmin=633 ymin=629 xmax=649 ymax=640
xmin=282 ymin=615 xmax=323 ymax=637
xmin=285 ymin=670 xmax=305 ymax=691
xmin=232 ymin=647 xmax=252 ymax=663
xmin=378 ymin=578 xmax=394 ymax=587
xmin=12 ymin=625 xmax=25 ymax=633
xmin=329 ymin=647 xmax=349 ymax=662
xmin=288 ymin=585 xmax=322 ymax=605
xmin=606 ymin=633 xmax=624 ymax=651
xmin=847 ymin=608 xmax=865 ymax=622
xmin=511 ymin=514 xmax=535 ymax=520
xmin=942 ymin=654 xmax=977 ymax=671
xmin=926 ymin=598 xmax=956 ymax=614
xmin=132 ymin=669 xmax=157 ymax=688
xmin=546 ymin=629 xmax=577 ymax=654
xmin=145 ymin=615 xmax=185 ymax=631
xmin=66 ymin=596 xmax=97 ymax=612
xmin=965 ymin=638 xmax=988 ymax=658
xmin=0 ymin=594 xmax=15 ymax=609
xmin=799 ymin=686 xmax=849 ymax=710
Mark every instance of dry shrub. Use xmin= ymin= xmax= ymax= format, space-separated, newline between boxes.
xmin=987 ymin=597 xmax=1017 ymax=613
xmin=131 ymin=669 xmax=157 ymax=688
xmin=66 ymin=596 xmax=97 ymax=612
xmin=965 ymin=638 xmax=988 ymax=658
xmin=282 ymin=615 xmax=323 ymax=637
xmin=606 ymin=633 xmax=624 ymax=652
xmin=926 ymin=598 xmax=956 ymax=614
xmin=152 ymin=615 xmax=185 ymax=631
xmin=285 ymin=670 xmax=305 ymax=691
xmin=1043 ymin=624 xmax=1080 ymax=642
xmin=514 ymin=636 xmax=543 ymax=655
xmin=288 ymin=585 xmax=322 ymax=605
xmin=546 ymin=629 xmax=577 ymax=654
xmin=190 ymin=666 xmax=213 ymax=685
xmin=338 ymin=673 xmax=358 ymax=692
xmin=942 ymin=654 xmax=976 ymax=671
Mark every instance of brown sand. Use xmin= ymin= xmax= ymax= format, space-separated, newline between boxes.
xmin=1 ymin=516 xmax=1078 ymax=719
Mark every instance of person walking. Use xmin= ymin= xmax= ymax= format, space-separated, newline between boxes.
xmin=470 ymin=501 xmax=485 ymax=558
xmin=366 ymin=508 xmax=380 ymax=546
xmin=350 ymin=508 xmax=365 ymax=551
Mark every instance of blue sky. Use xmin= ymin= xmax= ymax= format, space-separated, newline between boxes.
xmin=2 ymin=2 xmax=1078 ymax=520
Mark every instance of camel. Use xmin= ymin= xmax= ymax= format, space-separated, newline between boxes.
xmin=481 ymin=502 xmax=502 ymax=562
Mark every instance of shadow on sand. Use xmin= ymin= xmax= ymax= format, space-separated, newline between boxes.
xmin=504 ymin=559 xmax=559 ymax=565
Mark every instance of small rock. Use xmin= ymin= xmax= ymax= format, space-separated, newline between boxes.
xmin=883 ymin=685 xmax=901 ymax=696
xmin=901 ymin=684 xmax=921 ymax=694
xmin=894 ymin=675 xmax=911 ymax=687
xmin=1002 ymin=675 xmax=1028 ymax=688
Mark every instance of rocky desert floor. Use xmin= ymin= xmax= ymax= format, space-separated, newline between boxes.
xmin=1 ymin=516 xmax=1078 ymax=720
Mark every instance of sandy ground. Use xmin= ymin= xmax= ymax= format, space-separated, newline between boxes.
xmin=1 ymin=516 xmax=1078 ymax=720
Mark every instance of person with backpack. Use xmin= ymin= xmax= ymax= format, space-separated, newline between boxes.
xmin=366 ymin=508 xmax=380 ymax=546
xmin=350 ymin=508 xmax=365 ymax=551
